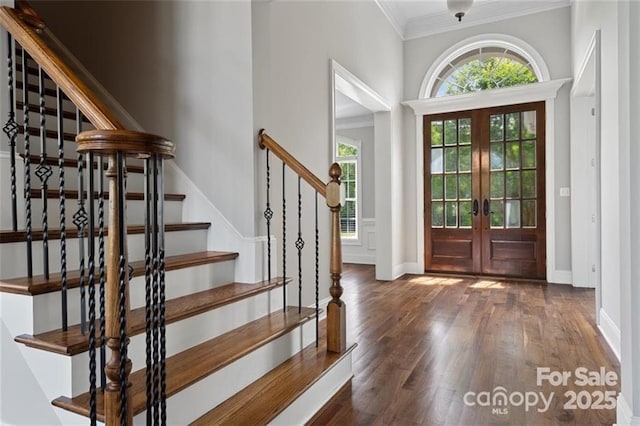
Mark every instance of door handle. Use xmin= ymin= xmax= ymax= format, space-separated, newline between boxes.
xmin=472 ymin=199 xmax=479 ymax=216
xmin=483 ymin=199 xmax=490 ymax=216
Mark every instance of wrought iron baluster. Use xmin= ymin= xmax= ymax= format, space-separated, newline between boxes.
xmin=37 ymin=66 xmax=52 ymax=279
xmin=73 ymin=108 xmax=88 ymax=334
xmin=158 ymin=156 xmax=167 ymax=426
xmin=98 ymin=155 xmax=106 ymax=390
xmin=282 ymin=163 xmax=287 ymax=311
xmin=152 ymin=156 xmax=160 ymax=425
xmin=315 ymin=192 xmax=319 ymax=347
xmin=4 ymin=35 xmax=18 ymax=231
xmin=263 ymin=150 xmax=273 ymax=281
xmin=56 ymin=87 xmax=68 ymax=331
xmin=144 ymin=157 xmax=153 ymax=424
xmin=87 ymin=150 xmax=97 ymax=426
xmin=21 ymin=47 xmax=33 ymax=277
xmin=116 ymin=152 xmax=129 ymax=426
xmin=296 ymin=177 xmax=304 ymax=313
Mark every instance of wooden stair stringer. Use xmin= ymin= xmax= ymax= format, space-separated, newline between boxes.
xmin=51 ymin=306 xmax=318 ymax=422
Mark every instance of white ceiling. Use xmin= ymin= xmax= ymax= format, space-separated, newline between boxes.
xmin=375 ymin=0 xmax=571 ymax=40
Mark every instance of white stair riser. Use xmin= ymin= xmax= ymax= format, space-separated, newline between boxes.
xmin=0 ymin=228 xmax=209 ymax=279
xmin=15 ymin=197 xmax=182 ymax=229
xmin=133 ymin=319 xmax=317 ymax=425
xmin=69 ymin=289 xmax=287 ymax=397
xmin=27 ymin=260 xmax=237 ymax=334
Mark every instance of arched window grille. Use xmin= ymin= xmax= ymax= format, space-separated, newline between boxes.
xmin=432 ymin=47 xmax=538 ymax=98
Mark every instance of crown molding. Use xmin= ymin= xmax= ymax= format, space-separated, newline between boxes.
xmin=376 ymin=0 xmax=570 ymax=41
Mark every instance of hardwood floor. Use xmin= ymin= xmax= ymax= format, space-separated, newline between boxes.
xmin=310 ymin=264 xmax=620 ymax=425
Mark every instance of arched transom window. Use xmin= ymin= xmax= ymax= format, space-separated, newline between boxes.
xmin=420 ymin=35 xmax=550 ymax=100
xmin=432 ymin=47 xmax=538 ymax=97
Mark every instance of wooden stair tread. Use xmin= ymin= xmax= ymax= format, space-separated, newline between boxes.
xmin=0 ymin=222 xmax=211 ymax=243
xmin=0 ymin=251 xmax=238 ymax=296
xmin=15 ymin=276 xmax=288 ymax=355
xmin=28 ymin=188 xmax=185 ymax=202
xmin=192 ymin=330 xmax=356 ymax=425
xmin=15 ymin=101 xmax=91 ymax=122
xmin=51 ymin=306 xmax=317 ymax=421
xmin=20 ymin=154 xmax=144 ymax=173
xmin=17 ymin=125 xmax=76 ymax=142
xmin=15 ymin=80 xmax=58 ymax=97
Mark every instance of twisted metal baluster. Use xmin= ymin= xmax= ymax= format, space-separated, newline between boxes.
xmin=4 ymin=35 xmax=18 ymax=231
xmin=315 ymin=192 xmax=319 ymax=347
xmin=98 ymin=155 xmax=106 ymax=389
xmin=282 ymin=163 xmax=286 ymax=311
xmin=36 ymin=66 xmax=52 ymax=279
xmin=263 ymin=150 xmax=273 ymax=281
xmin=295 ymin=177 xmax=304 ymax=313
xmin=116 ymin=152 xmax=129 ymax=426
xmin=21 ymin=48 xmax=33 ymax=277
xmin=144 ymin=157 xmax=154 ymax=424
xmin=87 ymin=150 xmax=97 ymax=426
xmin=56 ymin=87 xmax=68 ymax=331
xmin=152 ymin=156 xmax=160 ymax=425
xmin=158 ymin=156 xmax=167 ymax=425
xmin=73 ymin=109 xmax=88 ymax=334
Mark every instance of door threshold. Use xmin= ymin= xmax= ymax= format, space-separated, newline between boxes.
xmin=422 ymin=270 xmax=547 ymax=284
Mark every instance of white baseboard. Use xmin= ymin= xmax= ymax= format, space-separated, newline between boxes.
xmin=598 ymin=308 xmax=621 ymax=361
xmin=548 ymin=269 xmax=572 ymax=285
xmin=391 ymin=262 xmax=423 ymax=279
xmin=617 ymin=393 xmax=640 ymax=425
xmin=343 ymin=253 xmax=375 ymax=264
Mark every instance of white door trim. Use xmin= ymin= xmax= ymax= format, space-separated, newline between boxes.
xmin=403 ymin=78 xmax=571 ymax=282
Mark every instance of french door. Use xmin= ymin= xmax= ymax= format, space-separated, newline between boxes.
xmin=424 ymin=102 xmax=546 ymax=279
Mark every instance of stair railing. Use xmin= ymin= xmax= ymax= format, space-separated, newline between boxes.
xmin=1 ymin=3 xmax=172 ymax=425
xmin=258 ymin=130 xmax=346 ymax=354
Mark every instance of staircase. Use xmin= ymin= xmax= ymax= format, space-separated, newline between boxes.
xmin=0 ymin=2 xmax=354 ymax=425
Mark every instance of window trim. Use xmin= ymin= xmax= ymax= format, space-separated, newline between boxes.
xmin=335 ymin=135 xmax=362 ymax=244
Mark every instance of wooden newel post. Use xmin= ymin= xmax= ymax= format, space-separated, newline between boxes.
xmin=326 ymin=163 xmax=346 ymax=353
xmin=103 ymin=153 xmax=133 ymax=426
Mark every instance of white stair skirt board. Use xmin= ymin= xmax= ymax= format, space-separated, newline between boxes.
xmin=8 ymin=260 xmax=236 ymax=334
xmin=0 ymin=227 xmax=209 ymax=279
xmin=269 ymin=344 xmax=356 ymax=426
xmin=131 ymin=319 xmax=318 ymax=425
xmin=16 ymin=197 xmax=183 ymax=229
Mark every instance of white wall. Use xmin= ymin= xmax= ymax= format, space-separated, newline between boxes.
xmin=571 ymin=0 xmax=621 ymax=357
xmin=32 ymin=0 xmax=257 ymax=238
xmin=402 ymin=7 xmax=573 ymax=278
xmin=252 ymin=0 xmax=403 ymax=285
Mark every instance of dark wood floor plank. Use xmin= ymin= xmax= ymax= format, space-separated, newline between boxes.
xmin=52 ymin=306 xmax=317 ymax=422
xmin=15 ymin=276 xmax=288 ymax=355
xmin=309 ymin=264 xmax=620 ymax=426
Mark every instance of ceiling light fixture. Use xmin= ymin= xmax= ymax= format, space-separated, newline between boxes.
xmin=447 ymin=0 xmax=473 ymax=22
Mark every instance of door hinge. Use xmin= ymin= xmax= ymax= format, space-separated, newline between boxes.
xmin=591 ymin=107 xmax=596 ymax=116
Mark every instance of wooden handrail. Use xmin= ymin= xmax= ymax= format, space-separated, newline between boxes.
xmin=76 ymin=130 xmax=175 ymax=158
xmin=0 ymin=5 xmax=124 ymax=129
xmin=258 ymin=129 xmax=326 ymax=197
